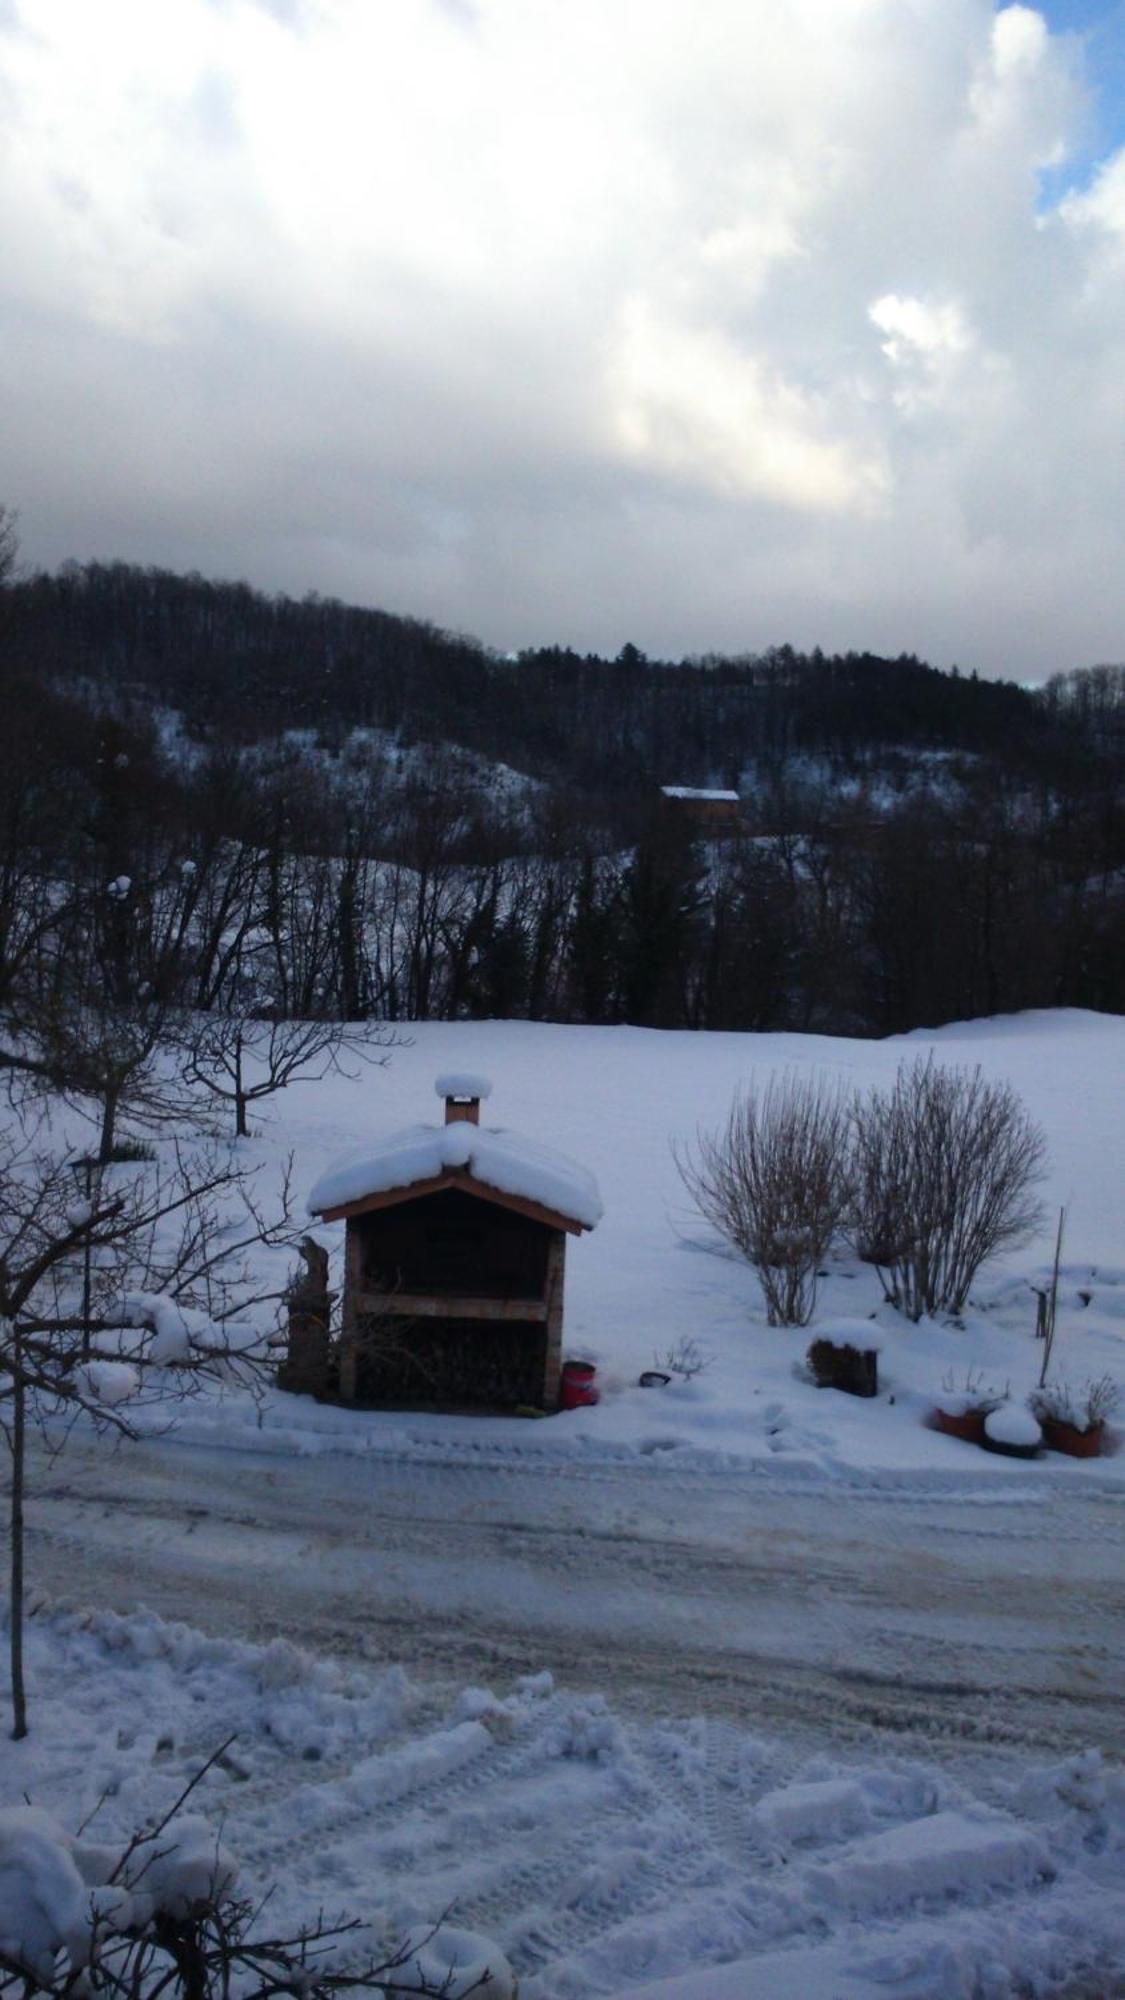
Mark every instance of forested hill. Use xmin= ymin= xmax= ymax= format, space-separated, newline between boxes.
xmin=0 ymin=557 xmax=1121 ymax=1036
xmin=4 ymin=559 xmax=1046 ymax=792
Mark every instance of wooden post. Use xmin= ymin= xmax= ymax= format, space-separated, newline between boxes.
xmin=279 ymin=1302 xmax=332 ymax=1396
xmin=543 ymin=1230 xmax=565 ymax=1409
xmin=278 ymin=1236 xmax=334 ymax=1399
xmin=338 ymin=1222 xmax=363 ymax=1402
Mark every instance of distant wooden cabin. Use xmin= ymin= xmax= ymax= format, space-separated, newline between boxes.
xmin=301 ymin=1076 xmax=601 ymax=1411
xmin=660 ymin=785 xmax=741 ymax=833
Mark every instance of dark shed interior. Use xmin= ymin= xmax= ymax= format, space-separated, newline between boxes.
xmin=359 ymin=1187 xmax=551 ymax=1300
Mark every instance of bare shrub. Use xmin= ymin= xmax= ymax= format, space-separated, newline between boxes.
xmin=0 ymin=1747 xmax=477 ymax=1998
xmin=850 ymin=1057 xmax=1047 ymax=1321
xmin=674 ymin=1073 xmax=849 ymax=1326
xmin=654 ymin=1333 xmax=712 ymax=1380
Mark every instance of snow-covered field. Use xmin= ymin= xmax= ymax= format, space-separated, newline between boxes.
xmin=144 ymin=1007 xmax=1125 ymax=1485
xmin=5 ymin=1009 xmax=1125 ymax=1995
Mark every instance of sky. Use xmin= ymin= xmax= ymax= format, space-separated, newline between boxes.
xmin=2 ymin=1 xmax=1125 ymax=680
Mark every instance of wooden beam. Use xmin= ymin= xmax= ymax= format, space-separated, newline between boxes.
xmin=338 ymin=1222 xmax=363 ymax=1403
xmin=318 ymin=1168 xmax=588 ymax=1236
xmin=543 ymin=1230 xmax=565 ymax=1409
xmin=354 ymin=1290 xmax=548 ymax=1323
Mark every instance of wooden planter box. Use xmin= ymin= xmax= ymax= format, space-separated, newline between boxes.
xmin=1040 ymin=1417 xmax=1104 ymax=1459
xmin=932 ymin=1406 xmax=988 ymax=1447
xmin=808 ymin=1340 xmax=878 ymax=1398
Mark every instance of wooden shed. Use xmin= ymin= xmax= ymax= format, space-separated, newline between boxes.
xmin=300 ymin=1076 xmax=601 ymax=1411
xmin=659 ymin=785 xmax=741 ymax=833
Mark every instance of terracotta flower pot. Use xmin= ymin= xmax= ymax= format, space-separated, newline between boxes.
xmin=1041 ymin=1416 xmax=1103 ymax=1459
xmin=932 ymin=1407 xmax=988 ymax=1446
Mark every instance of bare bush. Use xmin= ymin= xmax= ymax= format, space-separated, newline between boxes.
xmin=0 ymin=1747 xmax=481 ymax=1999
xmin=674 ymin=1073 xmax=850 ymax=1326
xmin=850 ymin=1057 xmax=1046 ymax=1321
xmin=653 ymin=1333 xmax=712 ymax=1380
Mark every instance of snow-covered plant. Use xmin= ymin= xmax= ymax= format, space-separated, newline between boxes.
xmin=0 ymin=1759 xmax=467 ymax=1999
xmin=849 ymin=1058 xmax=1046 ymax=1322
xmin=654 ymin=1334 xmax=712 ymax=1380
xmin=937 ymin=1366 xmax=1007 ymax=1417
xmin=674 ymin=1072 xmax=850 ymax=1326
xmin=1029 ymin=1375 xmax=1119 ymax=1433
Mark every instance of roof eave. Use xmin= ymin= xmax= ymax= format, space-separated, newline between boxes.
xmin=313 ymin=1166 xmax=592 ymax=1235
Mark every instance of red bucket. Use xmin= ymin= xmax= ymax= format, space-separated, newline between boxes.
xmin=561 ymin=1359 xmax=599 ymax=1410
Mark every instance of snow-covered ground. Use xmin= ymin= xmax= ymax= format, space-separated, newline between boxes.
xmin=8 ymin=1572 xmax=1125 ymax=1998
xmin=5 ymin=1009 xmax=1125 ymax=1995
xmin=142 ymin=1007 xmax=1125 ymax=1486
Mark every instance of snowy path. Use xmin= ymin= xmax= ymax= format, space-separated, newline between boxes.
xmin=25 ymin=1434 xmax=1125 ymax=1765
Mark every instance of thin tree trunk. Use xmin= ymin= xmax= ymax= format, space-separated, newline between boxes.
xmin=9 ymin=1323 xmax=27 ymax=1739
xmin=235 ymin=1036 xmax=248 ymax=1139
xmin=98 ymin=1080 xmax=120 ymax=1166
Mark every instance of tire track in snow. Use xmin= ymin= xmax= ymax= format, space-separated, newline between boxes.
xmin=225 ymin=1692 xmax=572 ymax=1876
xmin=24 ymin=1435 xmax=1125 ymax=1767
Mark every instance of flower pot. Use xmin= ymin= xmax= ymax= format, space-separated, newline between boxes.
xmin=981 ymin=1405 xmax=1042 ymax=1459
xmin=560 ymin=1359 xmax=599 ymax=1410
xmin=980 ymin=1432 xmax=1040 ymax=1460
xmin=932 ymin=1407 xmax=988 ymax=1446
xmin=639 ymin=1370 xmax=671 ymax=1389
xmin=1041 ymin=1416 xmax=1104 ymax=1459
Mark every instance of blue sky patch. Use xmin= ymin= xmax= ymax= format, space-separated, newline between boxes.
xmin=1034 ymin=0 xmax=1125 ymax=176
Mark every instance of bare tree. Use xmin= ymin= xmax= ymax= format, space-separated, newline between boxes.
xmin=674 ymin=1073 xmax=850 ymax=1326
xmin=0 ymin=1115 xmax=297 ymax=1736
xmin=849 ymin=1056 xmax=1047 ymax=1321
xmin=45 ymin=998 xmax=189 ymax=1164
xmin=180 ymin=1013 xmax=402 ymax=1138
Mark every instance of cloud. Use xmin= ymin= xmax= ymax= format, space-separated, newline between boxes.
xmin=614 ymin=299 xmax=889 ymax=511
xmin=0 ymin=0 xmax=1122 ymax=675
xmin=1061 ymin=140 xmax=1125 ymax=239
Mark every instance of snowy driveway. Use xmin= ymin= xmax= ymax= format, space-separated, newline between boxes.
xmin=13 ymin=1433 xmax=1125 ymax=1996
xmin=26 ymin=1433 xmax=1125 ymax=1764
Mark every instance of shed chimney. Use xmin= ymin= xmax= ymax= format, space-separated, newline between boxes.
xmin=435 ymin=1073 xmax=493 ymax=1127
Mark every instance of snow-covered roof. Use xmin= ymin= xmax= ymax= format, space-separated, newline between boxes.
xmin=435 ymin=1072 xmax=493 ymax=1100
xmin=308 ymin=1119 xmax=602 ymax=1231
xmin=660 ymin=786 xmax=740 ymax=802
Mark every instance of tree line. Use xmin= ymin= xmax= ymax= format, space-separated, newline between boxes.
xmin=5 ymin=557 xmax=1052 ymax=786
xmin=0 ymin=554 xmax=1121 ymax=1042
